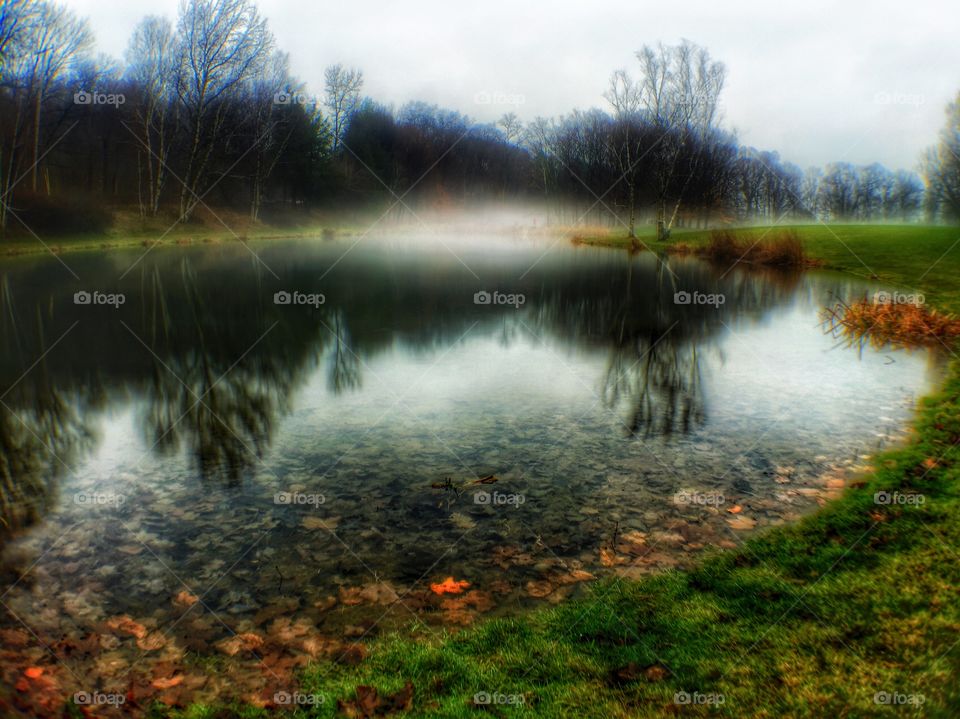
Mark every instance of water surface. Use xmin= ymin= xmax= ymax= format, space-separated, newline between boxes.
xmin=0 ymin=234 xmax=943 ymax=706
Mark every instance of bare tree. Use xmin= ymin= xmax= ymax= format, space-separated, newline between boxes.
xmin=604 ymin=68 xmax=643 ymax=239
xmin=175 ymin=0 xmax=273 ymax=220
xmin=923 ymin=92 xmax=960 ymax=222
xmin=15 ymin=0 xmax=91 ymax=193
xmin=497 ymin=111 xmax=522 ymax=144
xmin=248 ymin=49 xmax=295 ymax=220
xmin=126 ymin=15 xmax=176 ymax=216
xmin=635 ymin=41 xmax=725 ymax=239
xmin=323 ymin=63 xmax=363 ymax=152
xmin=0 ymin=0 xmax=32 ymax=73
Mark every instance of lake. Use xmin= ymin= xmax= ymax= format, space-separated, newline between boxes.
xmin=0 ymin=233 xmax=945 ymax=705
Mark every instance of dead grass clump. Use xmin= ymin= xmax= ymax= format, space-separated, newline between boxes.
xmin=699 ymin=229 xmax=815 ymax=269
xmin=822 ymin=298 xmax=960 ymax=349
xmin=665 ymin=242 xmax=695 ymax=255
xmin=567 ymin=224 xmax=612 ymax=243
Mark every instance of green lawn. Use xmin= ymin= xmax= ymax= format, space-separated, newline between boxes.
xmin=131 ymin=224 xmax=960 ymax=717
xmin=586 ymin=223 xmax=960 ymax=310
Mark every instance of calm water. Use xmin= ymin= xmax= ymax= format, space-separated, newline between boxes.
xmin=0 ymin=234 xmax=945 ymax=705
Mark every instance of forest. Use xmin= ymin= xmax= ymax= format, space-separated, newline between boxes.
xmin=2 ymin=0 xmax=958 ymax=243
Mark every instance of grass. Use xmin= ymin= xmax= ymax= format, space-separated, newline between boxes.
xmin=0 ymin=207 xmax=361 ymax=257
xmin=824 ymin=298 xmax=960 ymax=349
xmin=143 ymin=222 xmax=960 ymax=718
xmin=580 ymin=223 xmax=960 ymax=309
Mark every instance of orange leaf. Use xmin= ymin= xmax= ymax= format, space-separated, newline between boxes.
xmin=429 ymin=577 xmax=470 ymax=595
xmin=152 ymin=675 xmax=184 ymax=690
xmin=727 ymin=505 xmax=742 ymax=514
xmin=24 ymin=667 xmax=44 ymax=679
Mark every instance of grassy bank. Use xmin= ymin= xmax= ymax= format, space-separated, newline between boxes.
xmin=579 ymin=223 xmax=960 ymax=309
xmin=121 ymin=226 xmax=960 ymax=716
xmin=0 ymin=208 xmax=361 ymax=258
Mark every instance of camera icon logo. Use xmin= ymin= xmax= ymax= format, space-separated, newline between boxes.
xmin=473 ymin=691 xmax=491 ymax=705
xmin=874 ymin=491 xmax=891 ymax=505
xmin=474 ymin=290 xmax=491 ymax=305
xmin=674 ymin=291 xmax=691 ymax=305
xmin=74 ymin=290 xmax=91 ymax=305
xmin=74 ymin=90 xmax=92 ymax=105
xmin=473 ymin=491 xmax=491 ymax=505
xmin=674 ymin=691 xmax=691 ymax=704
xmin=274 ymin=290 xmax=291 ymax=305
xmin=274 ymin=92 xmax=292 ymax=105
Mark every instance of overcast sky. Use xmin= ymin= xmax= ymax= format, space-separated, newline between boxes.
xmin=63 ymin=0 xmax=958 ymax=172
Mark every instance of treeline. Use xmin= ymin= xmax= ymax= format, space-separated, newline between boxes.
xmin=0 ymin=0 xmax=958 ymax=239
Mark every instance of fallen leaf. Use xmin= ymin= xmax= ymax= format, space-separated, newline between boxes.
xmin=136 ymin=632 xmax=167 ymax=651
xmin=215 ymin=632 xmax=264 ymax=656
xmin=524 ymin=579 xmax=554 ymax=598
xmin=599 ymin=547 xmax=618 ymax=567
xmin=727 ymin=505 xmax=742 ymax=514
xmin=24 ymin=667 xmax=43 ymax=679
xmin=429 ymin=577 xmax=470 ymax=595
xmin=471 ymin=475 xmax=498 ymax=485
xmin=337 ymin=681 xmax=413 ymax=717
xmin=173 ymin=591 xmax=199 ymax=610
xmin=726 ymin=515 xmax=757 ymax=531
xmin=644 ymin=665 xmax=669 ymax=681
xmin=105 ymin=615 xmax=148 ymax=639
xmin=151 ymin=675 xmax=184 ymax=690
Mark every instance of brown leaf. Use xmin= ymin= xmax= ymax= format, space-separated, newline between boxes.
xmin=173 ymin=590 xmax=200 ymax=610
xmin=524 ymin=579 xmax=554 ymax=598
xmin=136 ymin=632 xmax=167 ymax=651
xmin=152 ymin=675 xmax=184 ymax=690
xmin=215 ymin=632 xmax=264 ymax=656
xmin=644 ymin=665 xmax=669 ymax=681
xmin=337 ymin=681 xmax=413 ymax=717
xmin=726 ymin=515 xmax=757 ymax=531
xmin=599 ymin=547 xmax=618 ymax=567
xmin=105 ymin=615 xmax=148 ymax=639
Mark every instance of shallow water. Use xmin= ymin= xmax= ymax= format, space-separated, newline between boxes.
xmin=0 ymin=234 xmax=945 ymax=707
